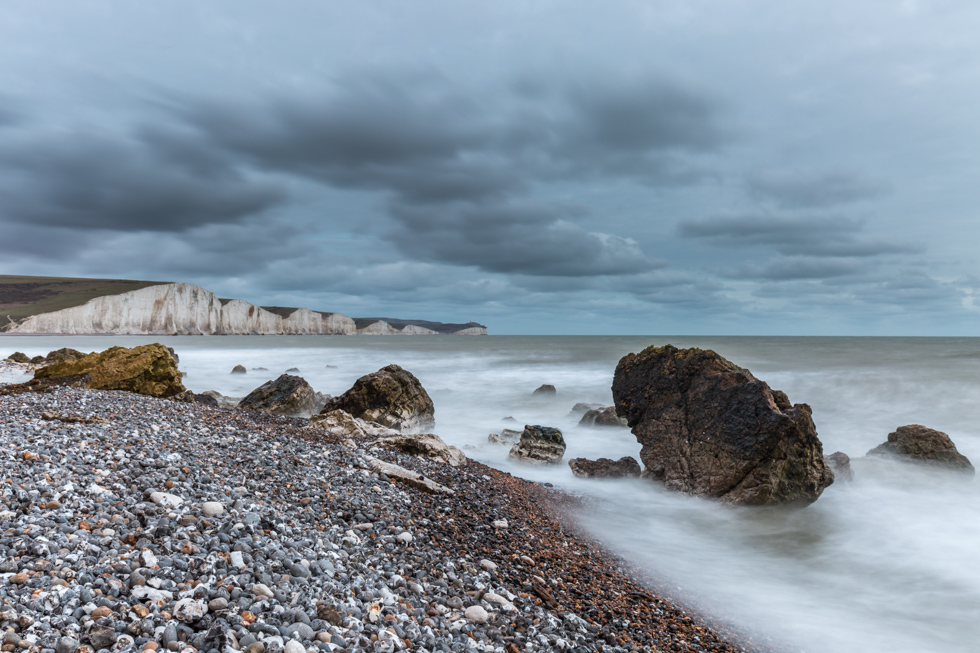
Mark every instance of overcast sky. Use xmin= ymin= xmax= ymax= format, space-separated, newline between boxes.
xmin=1 ymin=1 xmax=979 ymax=334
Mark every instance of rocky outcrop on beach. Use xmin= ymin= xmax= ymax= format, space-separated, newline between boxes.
xmin=508 ymin=425 xmax=566 ymax=465
xmin=24 ymin=343 xmax=185 ymax=398
xmin=319 ymin=364 xmax=435 ymax=433
xmin=613 ymin=344 xmax=834 ymax=505
xmin=4 ymin=352 xmax=31 ymax=363
xmin=0 ymin=383 xmax=750 ymax=653
xmin=867 ymin=424 xmax=975 ymax=474
xmin=579 ymin=406 xmax=628 ymax=427
xmin=237 ymin=374 xmax=320 ymax=417
xmin=568 ymin=456 xmax=642 ymax=478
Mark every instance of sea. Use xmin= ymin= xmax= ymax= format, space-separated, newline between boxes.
xmin=3 ymin=334 xmax=980 ymax=653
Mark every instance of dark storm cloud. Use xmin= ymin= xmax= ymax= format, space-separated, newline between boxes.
xmin=177 ymin=70 xmax=727 ymax=276
xmin=678 ymin=214 xmax=919 ymax=258
xmin=746 ymin=171 xmax=889 ymax=209
xmin=0 ymin=124 xmax=285 ymax=232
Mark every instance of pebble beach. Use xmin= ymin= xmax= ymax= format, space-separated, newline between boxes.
xmin=0 ymin=376 xmax=761 ymax=653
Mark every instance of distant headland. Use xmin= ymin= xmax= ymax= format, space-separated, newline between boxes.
xmin=0 ymin=275 xmax=487 ymax=336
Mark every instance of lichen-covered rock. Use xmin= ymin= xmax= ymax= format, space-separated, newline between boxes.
xmin=508 ymin=425 xmax=566 ymax=465
xmin=377 ymin=433 xmax=467 ymax=467
xmin=31 ymin=344 xmax=185 ymax=398
xmin=824 ymin=451 xmax=853 ymax=482
xmin=5 ymin=352 xmax=31 ymax=363
xmin=319 ymin=364 xmax=434 ymax=432
xmin=612 ymin=344 xmax=833 ymax=506
xmin=579 ymin=406 xmax=628 ymax=427
xmin=41 ymin=348 xmax=88 ymax=365
xmin=237 ymin=374 xmax=319 ymax=417
xmin=867 ymin=425 xmax=975 ymax=474
xmin=568 ymin=456 xmax=641 ymax=478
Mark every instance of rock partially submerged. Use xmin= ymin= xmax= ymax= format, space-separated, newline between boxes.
xmin=231 ymin=365 xmax=247 ymax=374
xmin=613 ymin=344 xmax=833 ymax=505
xmin=237 ymin=374 xmax=320 ymax=417
xmin=375 ymin=433 xmax=467 ymax=467
xmin=4 ymin=351 xmax=31 ymax=363
xmin=488 ymin=428 xmax=523 ymax=445
xmin=867 ymin=425 xmax=975 ymax=474
xmin=579 ymin=406 xmax=628 ymax=428
xmin=319 ymin=364 xmax=435 ymax=432
xmin=824 ymin=451 xmax=853 ymax=482
xmin=533 ymin=384 xmax=557 ymax=396
xmin=508 ymin=425 xmax=566 ymax=465
xmin=569 ymin=456 xmax=641 ymax=478
xmin=569 ymin=402 xmax=603 ymax=417
xmin=29 ymin=344 xmax=185 ymax=398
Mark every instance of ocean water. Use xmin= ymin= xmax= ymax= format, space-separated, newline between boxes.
xmin=4 ymin=334 xmax=980 ymax=653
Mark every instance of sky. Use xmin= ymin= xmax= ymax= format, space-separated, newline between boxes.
xmin=1 ymin=1 xmax=979 ymax=335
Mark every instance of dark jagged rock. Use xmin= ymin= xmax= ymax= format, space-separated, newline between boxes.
xmin=824 ymin=451 xmax=853 ymax=482
xmin=867 ymin=424 xmax=975 ymax=474
xmin=579 ymin=406 xmax=628 ymax=428
xmin=30 ymin=355 xmax=45 ymax=364
xmin=508 ymin=425 xmax=566 ymax=465
xmin=568 ymin=456 xmax=642 ymax=478
xmin=612 ymin=344 xmax=833 ymax=506
xmin=30 ymin=344 xmax=185 ymax=398
xmin=319 ymin=364 xmax=434 ymax=432
xmin=533 ymin=384 xmax=557 ymax=396
xmin=231 ymin=365 xmax=247 ymax=374
xmin=238 ymin=374 xmax=320 ymax=417
xmin=5 ymin=352 xmax=31 ymax=363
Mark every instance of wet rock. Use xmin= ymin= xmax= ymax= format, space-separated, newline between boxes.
xmin=824 ymin=451 xmax=853 ymax=482
xmin=867 ymin=425 xmax=975 ymax=474
xmin=533 ymin=384 xmax=556 ymax=396
xmin=612 ymin=344 xmax=833 ymax=505
xmin=231 ymin=365 xmax=247 ymax=374
xmin=237 ymin=374 xmax=320 ymax=417
xmin=31 ymin=343 xmax=185 ymax=397
xmin=568 ymin=456 xmax=641 ymax=478
xmin=41 ymin=347 xmax=88 ymax=365
xmin=5 ymin=351 xmax=30 ymax=363
xmin=319 ymin=364 xmax=435 ymax=432
xmin=578 ymin=406 xmax=628 ymax=427
xmin=508 ymin=425 xmax=566 ymax=465
xmin=488 ymin=428 xmax=522 ymax=445
xmin=569 ymin=402 xmax=603 ymax=417
xmin=376 ymin=432 xmax=467 ymax=466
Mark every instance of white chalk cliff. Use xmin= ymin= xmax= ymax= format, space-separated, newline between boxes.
xmin=8 ymin=283 xmax=357 ymax=335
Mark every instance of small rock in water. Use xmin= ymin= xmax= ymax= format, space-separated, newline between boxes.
xmin=532 ymin=384 xmax=557 ymax=395
xmin=231 ymin=365 xmax=247 ymax=374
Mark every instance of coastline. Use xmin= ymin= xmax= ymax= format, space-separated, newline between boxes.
xmin=0 ymin=384 xmax=762 ymax=653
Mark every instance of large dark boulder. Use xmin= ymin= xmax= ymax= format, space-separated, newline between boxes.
xmin=319 ymin=364 xmax=435 ymax=432
xmin=238 ymin=374 xmax=320 ymax=417
xmin=568 ymin=456 xmax=641 ymax=478
xmin=867 ymin=425 xmax=974 ymax=475
xmin=612 ymin=345 xmax=833 ymax=506
xmin=5 ymin=352 xmax=31 ymax=363
xmin=508 ymin=425 xmax=566 ymax=465
xmin=31 ymin=344 xmax=184 ymax=398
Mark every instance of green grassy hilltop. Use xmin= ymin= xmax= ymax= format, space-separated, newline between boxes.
xmin=0 ymin=275 xmax=167 ymax=325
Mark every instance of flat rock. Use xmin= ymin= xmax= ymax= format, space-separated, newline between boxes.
xmin=365 ymin=457 xmax=454 ymax=494
xmin=568 ymin=456 xmax=641 ymax=478
xmin=376 ymin=432 xmax=467 ymax=467
xmin=613 ymin=344 xmax=833 ymax=505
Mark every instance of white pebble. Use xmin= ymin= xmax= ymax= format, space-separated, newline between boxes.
xmin=464 ymin=605 xmax=489 ymax=624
